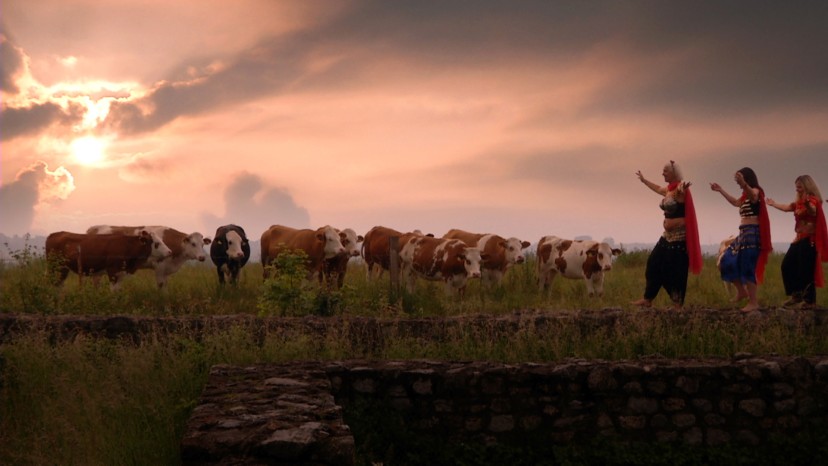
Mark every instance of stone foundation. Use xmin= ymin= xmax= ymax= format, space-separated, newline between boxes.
xmin=181 ymin=357 xmax=828 ymax=465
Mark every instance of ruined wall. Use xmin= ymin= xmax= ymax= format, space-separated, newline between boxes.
xmin=181 ymin=357 xmax=828 ymax=465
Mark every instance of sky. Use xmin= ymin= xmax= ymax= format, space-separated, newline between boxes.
xmin=2 ymin=0 xmax=828 ymax=248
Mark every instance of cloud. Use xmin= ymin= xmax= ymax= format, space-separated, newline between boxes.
xmin=0 ymin=29 xmax=24 ymax=94
xmin=200 ymin=172 xmax=310 ymax=238
xmin=95 ymin=1 xmax=828 ymax=139
xmin=0 ymin=161 xmax=75 ymax=235
xmin=0 ymin=29 xmax=86 ymax=141
xmin=0 ymin=102 xmax=78 ymax=140
xmin=116 ymin=155 xmax=173 ymax=183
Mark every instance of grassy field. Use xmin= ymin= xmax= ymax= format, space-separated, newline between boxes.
xmin=1 ymin=248 xmax=827 ymax=465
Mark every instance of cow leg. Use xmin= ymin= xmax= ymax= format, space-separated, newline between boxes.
xmin=216 ymin=263 xmax=226 ymax=285
xmin=539 ymin=269 xmax=556 ymax=292
xmin=155 ymin=269 xmax=167 ymax=289
xmin=109 ymin=271 xmax=126 ymax=291
xmin=403 ymin=268 xmax=417 ymax=292
xmin=229 ymin=262 xmax=240 ymax=285
xmin=592 ymin=273 xmax=605 ymax=297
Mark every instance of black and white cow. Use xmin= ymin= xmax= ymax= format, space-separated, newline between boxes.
xmin=209 ymin=224 xmax=251 ymax=285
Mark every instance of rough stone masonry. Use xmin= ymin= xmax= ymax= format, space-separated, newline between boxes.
xmin=181 ymin=356 xmax=828 ymax=465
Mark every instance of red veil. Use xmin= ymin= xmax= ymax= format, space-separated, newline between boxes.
xmin=814 ymin=201 xmax=828 ymax=287
xmin=755 ymin=191 xmax=773 ymax=284
xmin=669 ymin=182 xmax=702 ymax=275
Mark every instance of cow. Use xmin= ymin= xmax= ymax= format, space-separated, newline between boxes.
xmin=716 ymin=235 xmax=738 ymax=299
xmin=45 ymin=231 xmax=155 ymax=290
xmin=361 ymin=226 xmax=430 ymax=280
xmin=442 ymin=228 xmax=531 ymax=287
xmin=398 ymin=235 xmax=487 ymax=297
xmin=321 ymin=228 xmax=364 ymax=289
xmin=260 ymin=225 xmax=346 ymax=282
xmin=86 ymin=225 xmax=211 ymax=288
xmin=209 ymin=224 xmax=251 ymax=285
xmin=536 ymin=236 xmax=622 ymax=297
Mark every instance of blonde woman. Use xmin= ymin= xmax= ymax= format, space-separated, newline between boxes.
xmin=767 ymin=175 xmax=828 ymax=309
xmin=632 ymin=161 xmax=702 ymax=310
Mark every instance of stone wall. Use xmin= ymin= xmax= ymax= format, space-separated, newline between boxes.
xmin=181 ymin=357 xmax=828 ymax=465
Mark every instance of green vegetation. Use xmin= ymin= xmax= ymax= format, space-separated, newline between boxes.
xmin=2 ymin=244 xmax=826 ymax=316
xmin=1 ymin=245 xmax=826 ymax=464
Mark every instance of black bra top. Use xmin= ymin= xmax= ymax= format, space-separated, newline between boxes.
xmin=660 ymin=197 xmax=685 ymax=219
xmin=739 ymin=198 xmax=760 ymax=217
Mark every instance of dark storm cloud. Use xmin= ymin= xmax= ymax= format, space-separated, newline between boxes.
xmin=0 ymin=168 xmax=39 ymax=235
xmin=0 ymin=25 xmax=86 ymax=141
xmin=0 ymin=23 xmax=24 ymax=94
xmin=0 ymin=162 xmax=75 ymax=235
xmin=698 ymin=144 xmax=828 ymax=198
xmin=200 ymin=172 xmax=310 ymax=239
xmin=0 ymin=102 xmax=79 ymax=141
xmin=103 ymin=1 xmax=828 ymax=135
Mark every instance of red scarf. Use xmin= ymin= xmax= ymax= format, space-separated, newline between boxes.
xmin=669 ymin=181 xmax=702 ymax=274
xmin=756 ymin=190 xmax=773 ymax=284
xmin=814 ymin=201 xmax=828 ymax=287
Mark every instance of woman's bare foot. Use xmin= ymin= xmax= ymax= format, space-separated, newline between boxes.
xmin=740 ymin=303 xmax=759 ymax=313
xmin=730 ymin=293 xmax=748 ymax=303
xmin=631 ymin=298 xmax=652 ymax=307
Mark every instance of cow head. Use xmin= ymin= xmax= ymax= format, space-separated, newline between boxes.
xmin=338 ymin=228 xmax=364 ymax=257
xmin=181 ymin=232 xmax=210 ymax=261
xmin=142 ymin=229 xmax=173 ymax=260
xmin=458 ymin=247 xmax=487 ymax=278
xmin=222 ymin=230 xmax=248 ymax=260
xmin=501 ymin=237 xmax=531 ymax=264
xmin=585 ymin=242 xmax=622 ymax=273
xmin=317 ymin=225 xmax=346 ymax=259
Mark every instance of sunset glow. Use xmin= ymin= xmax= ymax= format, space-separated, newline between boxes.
xmin=70 ymin=136 xmax=107 ymax=166
xmin=2 ymin=1 xmax=827 ymax=248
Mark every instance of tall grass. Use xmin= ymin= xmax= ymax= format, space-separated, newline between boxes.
xmin=2 ymin=248 xmax=825 ymax=316
xmin=1 ymin=247 xmax=827 ymax=464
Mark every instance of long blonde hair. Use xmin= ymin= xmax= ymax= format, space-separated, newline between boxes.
xmin=796 ymin=175 xmax=823 ymax=203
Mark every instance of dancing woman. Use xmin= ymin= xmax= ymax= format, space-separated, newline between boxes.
xmin=767 ymin=175 xmax=828 ymax=309
xmin=632 ymin=161 xmax=702 ymax=310
xmin=710 ymin=167 xmax=772 ymax=312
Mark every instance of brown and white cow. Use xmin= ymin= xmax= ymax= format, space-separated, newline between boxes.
xmin=536 ymin=236 xmax=622 ymax=297
xmin=321 ymin=228 xmax=364 ymax=289
xmin=261 ymin=225 xmax=346 ymax=281
xmin=361 ymin=226 xmax=430 ymax=280
xmin=45 ymin=231 xmax=155 ymax=289
xmin=399 ymin=235 xmax=487 ymax=296
xmin=86 ymin=225 xmax=211 ymax=289
xmin=442 ymin=228 xmax=531 ymax=287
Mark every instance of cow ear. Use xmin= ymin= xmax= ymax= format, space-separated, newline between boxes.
xmin=522 ymin=241 xmax=531 ymax=249
xmin=358 ymin=235 xmax=364 ymax=242
xmin=339 ymin=231 xmax=347 ymax=239
xmin=481 ymin=253 xmax=490 ymax=262
xmin=612 ymin=248 xmax=622 ymax=256
xmin=203 ymin=238 xmax=213 ymax=245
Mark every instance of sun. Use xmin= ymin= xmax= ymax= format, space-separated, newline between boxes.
xmin=71 ymin=136 xmax=107 ymax=166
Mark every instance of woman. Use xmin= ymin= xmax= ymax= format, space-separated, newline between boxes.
xmin=767 ymin=175 xmax=828 ymax=309
xmin=632 ymin=161 xmax=702 ymax=310
xmin=710 ymin=167 xmax=772 ymax=312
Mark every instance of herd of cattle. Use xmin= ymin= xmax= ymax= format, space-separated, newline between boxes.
xmin=43 ymin=224 xmax=624 ymax=296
